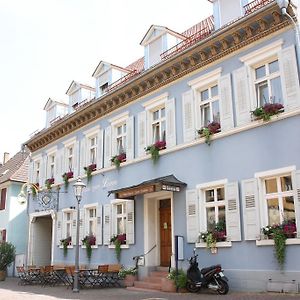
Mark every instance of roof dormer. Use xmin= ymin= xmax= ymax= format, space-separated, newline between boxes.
xmin=43 ymin=98 xmax=68 ymax=128
xmin=92 ymin=61 xmax=132 ymax=98
xmin=140 ymin=25 xmax=185 ymax=69
xmin=66 ymin=80 xmax=95 ymax=112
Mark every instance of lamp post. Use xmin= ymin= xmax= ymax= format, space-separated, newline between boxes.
xmin=276 ymin=0 xmax=300 ymax=70
xmin=72 ymin=178 xmax=86 ymax=293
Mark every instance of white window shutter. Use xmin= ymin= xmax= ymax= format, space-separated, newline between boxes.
xmin=104 ymin=126 xmax=112 ymax=167
xmin=242 ymin=178 xmax=260 ymax=240
xmin=55 ymin=152 xmax=60 ymax=182
xmin=103 ymin=204 xmax=111 ymax=245
xmin=138 ymin=111 xmax=147 ymax=157
xmin=79 ymin=208 xmax=84 ymax=245
xmin=29 ymin=160 xmax=34 ymax=184
xmin=278 ymin=45 xmax=300 ymax=110
xmin=56 ymin=211 xmax=62 ymax=246
xmin=96 ymin=129 xmax=103 ymax=169
xmin=73 ymin=141 xmax=80 ymax=177
xmin=96 ymin=204 xmax=103 ymax=245
xmin=126 ymin=200 xmax=135 ymax=244
xmin=126 ymin=116 xmax=134 ymax=161
xmin=72 ymin=210 xmax=77 ymax=245
xmin=111 ymin=125 xmax=117 ymax=157
xmin=41 ymin=156 xmax=47 ymax=187
xmin=79 ymin=138 xmax=86 ymax=176
xmin=292 ymin=170 xmax=300 ymax=236
xmin=225 ymin=182 xmax=241 ymax=241
xmin=166 ymin=97 xmax=176 ymax=148
xmin=219 ymin=74 xmax=234 ymax=131
xmin=182 ymin=90 xmax=195 ymax=143
xmin=233 ymin=66 xmax=251 ymax=126
xmin=186 ymin=189 xmax=199 ymax=243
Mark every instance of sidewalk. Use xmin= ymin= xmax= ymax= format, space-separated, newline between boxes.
xmin=0 ymin=278 xmax=299 ymax=300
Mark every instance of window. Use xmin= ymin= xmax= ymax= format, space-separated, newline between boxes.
xmin=48 ymin=154 xmax=55 ymax=178
xmin=66 ymin=146 xmax=74 ymax=171
xmin=88 ymin=136 xmax=97 ymax=165
xmin=34 ymin=161 xmax=40 ymax=184
xmin=151 ymin=106 xmax=166 ymax=143
xmin=100 ymin=82 xmax=108 ymax=94
xmin=204 ymin=186 xmax=226 ymax=231
xmin=199 ymin=84 xmax=220 ymax=127
xmin=64 ymin=212 xmax=73 ymax=238
xmin=254 ymin=59 xmax=283 ymax=106
xmin=263 ymin=174 xmax=295 ymax=226
xmin=116 ymin=203 xmax=126 ymax=235
xmin=0 ymin=188 xmax=7 ymax=210
xmin=0 ymin=229 xmax=6 ymax=242
xmin=116 ymin=123 xmax=126 ymax=154
xmin=87 ymin=207 xmax=97 ymax=236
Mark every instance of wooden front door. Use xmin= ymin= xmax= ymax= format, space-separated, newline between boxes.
xmin=159 ymin=199 xmax=171 ymax=267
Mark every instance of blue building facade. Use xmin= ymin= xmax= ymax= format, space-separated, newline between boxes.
xmin=25 ymin=0 xmax=300 ymax=291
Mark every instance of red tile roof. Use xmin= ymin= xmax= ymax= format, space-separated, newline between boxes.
xmin=126 ymin=57 xmax=145 ymax=73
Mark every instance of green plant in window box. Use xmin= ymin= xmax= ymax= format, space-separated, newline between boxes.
xmin=82 ymin=234 xmax=96 ymax=260
xmin=111 ymin=152 xmax=126 ymax=169
xmin=251 ymin=103 xmax=284 ymax=121
xmin=62 ymin=171 xmax=73 ymax=188
xmin=83 ymin=163 xmax=97 ymax=182
xmin=60 ymin=236 xmax=71 ymax=257
xmin=145 ymin=140 xmax=166 ymax=163
xmin=45 ymin=178 xmax=54 ymax=190
xmin=197 ymin=121 xmax=221 ymax=146
xmin=110 ymin=234 xmax=126 ymax=263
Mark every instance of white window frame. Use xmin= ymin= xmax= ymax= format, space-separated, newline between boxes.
xmin=83 ymin=126 xmax=100 ymax=167
xmin=82 ymin=203 xmax=99 ymax=248
xmin=45 ymin=146 xmax=57 ymax=180
xmin=61 ymin=208 xmax=74 ymax=248
xmin=33 ymin=159 xmax=41 ymax=184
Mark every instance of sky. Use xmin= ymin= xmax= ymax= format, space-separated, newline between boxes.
xmin=0 ymin=0 xmax=212 ymax=162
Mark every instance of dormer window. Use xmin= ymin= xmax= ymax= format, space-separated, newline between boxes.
xmin=100 ymin=82 xmax=108 ymax=94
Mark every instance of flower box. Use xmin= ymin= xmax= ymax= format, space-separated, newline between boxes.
xmin=111 ymin=153 xmax=126 ymax=168
xmin=84 ymin=164 xmax=97 ymax=181
xmin=45 ymin=178 xmax=55 ymax=189
xmin=145 ymin=140 xmax=166 ymax=162
xmin=251 ymin=103 xmax=284 ymax=121
xmin=197 ymin=121 xmax=221 ymax=145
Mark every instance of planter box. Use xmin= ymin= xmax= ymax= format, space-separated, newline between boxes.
xmin=124 ymin=274 xmax=137 ymax=287
xmin=161 ymin=278 xmax=176 ymax=292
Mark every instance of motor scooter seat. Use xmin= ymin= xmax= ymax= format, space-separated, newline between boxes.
xmin=200 ymin=264 xmax=221 ymax=274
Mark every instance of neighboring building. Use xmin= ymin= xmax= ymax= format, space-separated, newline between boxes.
xmin=24 ymin=0 xmax=300 ymax=292
xmin=0 ymin=150 xmax=29 ymax=276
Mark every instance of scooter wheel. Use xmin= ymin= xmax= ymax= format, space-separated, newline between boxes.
xmin=186 ymin=281 xmax=200 ymax=293
xmin=216 ymin=279 xmax=229 ymax=295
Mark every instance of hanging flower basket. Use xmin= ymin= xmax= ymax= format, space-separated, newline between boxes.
xmin=111 ymin=152 xmax=126 ymax=169
xmin=84 ymin=164 xmax=97 ymax=182
xmin=110 ymin=234 xmax=126 ymax=263
xmin=197 ymin=121 xmax=221 ymax=146
xmin=60 ymin=236 xmax=72 ymax=256
xmin=145 ymin=140 xmax=166 ymax=163
xmin=62 ymin=171 xmax=74 ymax=188
xmin=251 ymin=103 xmax=284 ymax=121
xmin=82 ymin=234 xmax=96 ymax=260
xmin=45 ymin=178 xmax=55 ymax=190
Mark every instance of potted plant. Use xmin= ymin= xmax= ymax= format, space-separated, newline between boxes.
xmin=251 ymin=103 xmax=284 ymax=121
xmin=82 ymin=234 xmax=96 ymax=260
xmin=110 ymin=234 xmax=126 ymax=263
xmin=118 ymin=267 xmax=137 ymax=287
xmin=145 ymin=140 xmax=166 ymax=162
xmin=0 ymin=242 xmax=16 ymax=281
xmin=111 ymin=152 xmax=126 ymax=169
xmin=45 ymin=178 xmax=55 ymax=190
xmin=197 ymin=121 xmax=221 ymax=145
xmin=162 ymin=269 xmax=187 ymax=292
xmin=84 ymin=163 xmax=97 ymax=182
xmin=60 ymin=236 xmax=72 ymax=257
xmin=62 ymin=171 xmax=74 ymax=188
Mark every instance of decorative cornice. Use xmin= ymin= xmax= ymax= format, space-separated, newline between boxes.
xmin=26 ymin=3 xmax=291 ymax=152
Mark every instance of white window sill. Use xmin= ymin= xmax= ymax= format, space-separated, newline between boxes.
xmin=108 ymin=244 xmax=129 ymax=249
xmin=81 ymin=245 xmax=98 ymax=249
xmin=59 ymin=245 xmax=73 ymax=249
xmin=195 ymin=241 xmax=232 ymax=248
xmin=256 ymin=238 xmax=300 ymax=246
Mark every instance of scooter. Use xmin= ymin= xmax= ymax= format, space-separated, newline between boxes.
xmin=186 ymin=248 xmax=229 ymax=295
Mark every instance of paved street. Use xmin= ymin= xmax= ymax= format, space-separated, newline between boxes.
xmin=0 ymin=278 xmax=299 ymax=300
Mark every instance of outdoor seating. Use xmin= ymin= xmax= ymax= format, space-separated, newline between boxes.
xmin=16 ymin=266 xmax=31 ymax=285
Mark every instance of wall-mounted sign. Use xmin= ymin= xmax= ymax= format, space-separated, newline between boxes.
xmin=37 ymin=191 xmax=58 ymax=211
xmin=118 ymin=185 xmax=155 ymax=198
xmin=161 ymin=184 xmax=181 ymax=192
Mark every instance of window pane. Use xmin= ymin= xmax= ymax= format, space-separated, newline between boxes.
xmin=67 ymin=213 xmax=71 ymax=221
xmin=218 ymin=206 xmax=226 ymax=224
xmin=205 ymin=189 xmax=214 ymax=202
xmin=270 ymin=77 xmax=283 ymax=104
xmin=161 ymin=121 xmax=166 ymax=141
xmin=152 ymin=123 xmax=160 ymax=143
xmin=201 ymin=89 xmax=209 ymax=101
xmin=89 ymin=209 xmax=94 ymax=218
xmin=256 ymin=81 xmax=269 ymax=106
xmin=265 ymin=178 xmax=277 ymax=194
xmin=117 ymin=204 xmax=122 ymax=214
xmin=206 ymin=207 xmax=215 ymax=231
xmin=161 ymin=108 xmax=165 ymax=118
xmin=201 ymin=104 xmax=210 ymax=126
xmin=67 ymin=224 xmax=71 ymax=237
xmin=283 ymin=196 xmax=295 ymax=222
xmin=123 ymin=124 xmax=126 ymax=133
xmin=217 ymin=188 xmax=225 ymax=201
xmin=211 ymin=85 xmax=218 ymax=97
xmin=269 ymin=60 xmax=279 ymax=73
xmin=117 ymin=217 xmax=126 ymax=234
xmin=212 ymin=101 xmax=220 ymax=124
xmin=280 ymin=176 xmax=293 ymax=191
xmin=117 ymin=126 xmax=122 ymax=135
xmin=255 ymin=65 xmax=266 ymax=79
xmin=267 ymin=198 xmax=280 ymax=225
xmin=153 ymin=110 xmax=159 ymax=121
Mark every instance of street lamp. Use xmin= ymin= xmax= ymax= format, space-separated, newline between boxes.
xmin=72 ymin=177 xmax=86 ymax=293
xmin=276 ymin=0 xmax=290 ymax=15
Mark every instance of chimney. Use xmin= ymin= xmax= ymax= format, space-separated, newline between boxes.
xmin=3 ymin=152 xmax=10 ymax=164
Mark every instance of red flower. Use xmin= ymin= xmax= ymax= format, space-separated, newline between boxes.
xmin=154 ymin=140 xmax=166 ymax=150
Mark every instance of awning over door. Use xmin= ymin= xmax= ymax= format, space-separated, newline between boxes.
xmin=108 ymin=174 xmax=187 ymax=198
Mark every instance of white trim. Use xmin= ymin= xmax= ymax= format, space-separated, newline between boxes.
xmin=83 ymin=125 xmax=100 ymax=137
xmin=256 ymin=238 xmax=300 ymax=246
xmin=254 ymin=166 xmax=296 ymax=178
xmin=45 ymin=146 xmax=57 ymax=155
xmin=239 ymin=39 xmax=283 ymax=66
xmin=188 ymin=67 xmax=222 ymax=89
xmin=31 ymin=154 xmax=42 ymax=161
xmin=109 ymin=111 xmax=129 ymax=125
xmin=142 ymin=92 xmax=168 ymax=109
xmin=110 ymin=198 xmax=132 ymax=204
xmin=196 ymin=179 xmax=228 ymax=189
xmin=83 ymin=203 xmax=98 ymax=209
xmin=195 ymin=241 xmax=232 ymax=248
xmin=108 ymin=244 xmax=129 ymax=249
xmin=62 ymin=137 xmax=77 ymax=147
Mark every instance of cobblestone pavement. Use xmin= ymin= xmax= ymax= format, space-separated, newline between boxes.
xmin=0 ymin=278 xmax=299 ymax=300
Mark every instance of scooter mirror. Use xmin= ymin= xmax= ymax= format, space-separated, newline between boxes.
xmin=193 ymin=247 xmax=196 ymax=255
